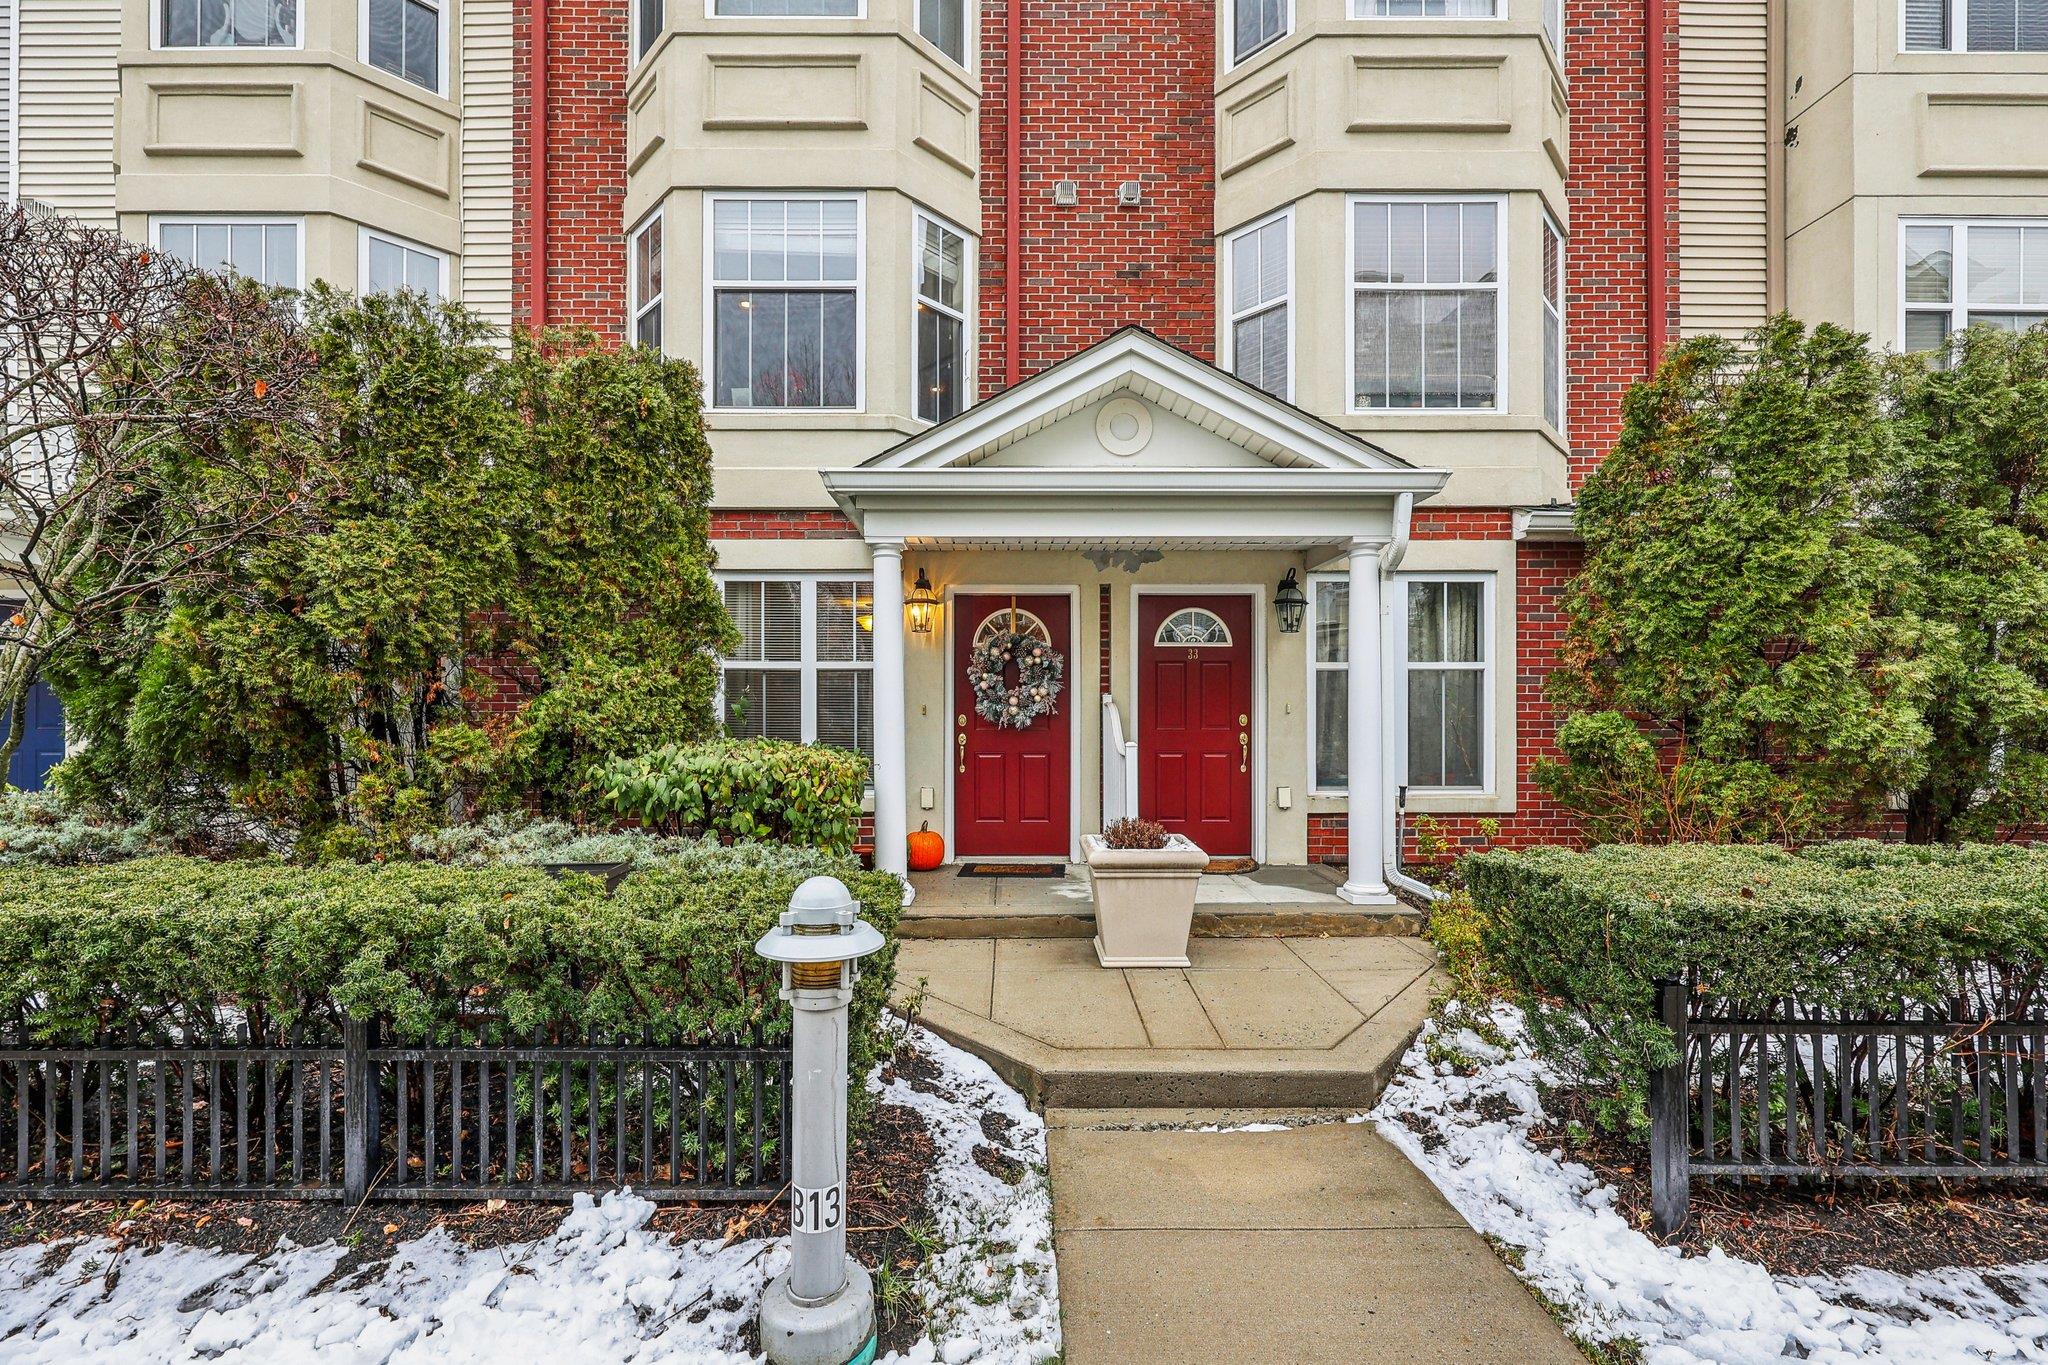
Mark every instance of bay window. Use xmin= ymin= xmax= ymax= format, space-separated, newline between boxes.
xmin=1350 ymin=197 xmax=1501 ymax=412
xmin=720 ymin=575 xmax=874 ymax=762
xmin=708 ymin=195 xmax=862 ymax=410
xmin=1904 ymin=0 xmax=2048 ymax=51
xmin=919 ymin=0 xmax=966 ymax=64
xmin=361 ymin=229 xmax=446 ymax=301
xmin=1356 ymin=0 xmax=1496 ymax=15
xmin=1233 ymin=0 xmax=1288 ymax=63
xmin=635 ymin=0 xmax=662 ymax=57
xmin=365 ymin=0 xmax=442 ymax=92
xmin=914 ymin=212 xmax=968 ymax=422
xmin=712 ymin=0 xmax=860 ymax=14
xmin=631 ymin=212 xmax=664 ymax=350
xmin=1902 ymin=220 xmax=2048 ymax=353
xmin=154 ymin=217 xmax=301 ymax=289
xmin=1225 ymin=210 xmax=1291 ymax=400
xmin=159 ymin=0 xmax=297 ymax=47
xmin=1542 ymin=213 xmax=1564 ymax=434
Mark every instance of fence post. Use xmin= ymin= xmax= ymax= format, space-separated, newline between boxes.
xmin=1648 ymin=978 xmax=1691 ymax=1236
xmin=342 ymin=1016 xmax=372 ymax=1205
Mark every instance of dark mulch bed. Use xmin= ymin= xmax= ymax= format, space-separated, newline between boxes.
xmin=0 ymin=1085 xmax=942 ymax=1357
xmin=1535 ymin=1086 xmax=2048 ymax=1278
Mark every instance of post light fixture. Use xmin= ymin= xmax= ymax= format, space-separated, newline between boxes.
xmin=755 ymin=876 xmax=887 ymax=1365
xmin=1274 ymin=567 xmax=1308 ymax=635
xmin=905 ymin=567 xmax=939 ymax=635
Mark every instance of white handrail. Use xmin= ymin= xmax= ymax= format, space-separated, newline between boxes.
xmin=1100 ymin=693 xmax=1138 ymax=826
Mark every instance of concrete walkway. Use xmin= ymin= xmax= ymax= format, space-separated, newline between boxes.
xmin=1046 ymin=1110 xmax=1584 ymax=1364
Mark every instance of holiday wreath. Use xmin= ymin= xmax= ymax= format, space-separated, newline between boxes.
xmin=968 ymin=625 xmax=1066 ymax=728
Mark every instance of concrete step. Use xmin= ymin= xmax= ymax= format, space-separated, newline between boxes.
xmin=900 ymin=905 xmax=1426 ymax=941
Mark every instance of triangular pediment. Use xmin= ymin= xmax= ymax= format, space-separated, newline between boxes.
xmin=859 ymin=327 xmax=1413 ymax=475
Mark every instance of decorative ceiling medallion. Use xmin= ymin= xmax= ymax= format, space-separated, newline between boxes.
xmin=1094 ymin=396 xmax=1153 ymax=457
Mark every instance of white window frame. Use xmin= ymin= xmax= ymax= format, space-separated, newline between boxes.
xmin=1899 ymin=215 xmax=2048 ymax=349
xmin=630 ymin=209 xmax=665 ymax=350
xmin=149 ymin=214 xmax=306 ymax=290
xmin=1900 ymin=0 xmax=2048 ymax=52
xmin=357 ymin=226 xmax=449 ymax=300
xmin=714 ymin=571 xmax=877 ymax=763
xmin=1541 ymin=209 xmax=1566 ymax=438
xmin=1221 ymin=206 xmax=1295 ymax=403
xmin=1351 ymin=0 xmax=1498 ymax=18
xmin=633 ymin=0 xmax=663 ymax=60
xmin=1345 ymin=192 xmax=1508 ymax=416
xmin=915 ymin=0 xmax=970 ymax=68
xmin=359 ymin=0 xmax=449 ymax=96
xmin=152 ymin=0 xmax=304 ymax=50
xmin=1543 ymin=0 xmax=1562 ymax=53
xmin=706 ymin=0 xmax=867 ymax=16
xmin=1305 ymin=571 xmax=1496 ymax=797
xmin=1226 ymin=0 xmax=1292 ymax=68
xmin=702 ymin=191 xmax=867 ymax=414
xmin=910 ymin=207 xmax=973 ymax=424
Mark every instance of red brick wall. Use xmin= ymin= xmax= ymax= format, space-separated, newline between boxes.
xmin=977 ymin=0 xmax=1218 ymax=395
xmin=708 ymin=509 xmax=861 ymax=540
xmin=515 ymin=0 xmax=628 ymax=337
xmin=1563 ymin=0 xmax=1679 ymax=491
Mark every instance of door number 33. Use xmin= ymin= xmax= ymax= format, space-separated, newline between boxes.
xmin=792 ymin=1182 xmax=844 ymax=1233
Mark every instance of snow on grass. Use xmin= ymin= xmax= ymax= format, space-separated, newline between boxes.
xmin=1369 ymin=1003 xmax=2048 ymax=1364
xmin=0 ymin=1023 xmax=1058 ymax=1365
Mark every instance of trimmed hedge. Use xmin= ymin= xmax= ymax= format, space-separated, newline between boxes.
xmin=0 ymin=848 xmax=902 ymax=1116
xmin=1461 ymin=841 xmax=2048 ymax=1132
xmin=592 ymin=739 xmax=869 ymax=855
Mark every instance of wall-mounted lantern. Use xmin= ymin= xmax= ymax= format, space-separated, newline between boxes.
xmin=906 ymin=567 xmax=939 ymax=635
xmin=1274 ymin=568 xmax=1308 ymax=635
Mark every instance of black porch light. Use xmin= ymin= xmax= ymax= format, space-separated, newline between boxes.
xmin=906 ymin=567 xmax=940 ymax=634
xmin=1274 ymin=568 xmax=1308 ymax=635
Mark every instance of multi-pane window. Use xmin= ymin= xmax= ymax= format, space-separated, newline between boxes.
xmin=1234 ymin=0 xmax=1287 ymax=63
xmin=713 ymin=0 xmax=860 ymax=13
xmin=631 ymin=213 xmax=664 ymax=350
xmin=635 ymin=0 xmax=662 ymax=56
xmin=366 ymin=0 xmax=441 ymax=91
xmin=361 ymin=230 xmax=445 ymax=301
xmin=720 ymin=576 xmax=874 ymax=763
xmin=919 ymin=0 xmax=966 ymax=64
xmin=1351 ymin=198 xmax=1500 ymax=411
xmin=1406 ymin=578 xmax=1488 ymax=790
xmin=709 ymin=196 xmax=861 ymax=410
xmin=1226 ymin=212 xmax=1290 ymax=400
xmin=1902 ymin=220 xmax=2048 ymax=353
xmin=1905 ymin=0 xmax=2048 ymax=50
xmin=160 ymin=0 xmax=297 ymax=47
xmin=155 ymin=218 xmax=300 ymax=289
xmin=1308 ymin=574 xmax=1492 ymax=793
xmin=1356 ymin=0 xmax=1495 ymax=15
xmin=914 ymin=213 xmax=968 ymax=423
xmin=1542 ymin=215 xmax=1564 ymax=433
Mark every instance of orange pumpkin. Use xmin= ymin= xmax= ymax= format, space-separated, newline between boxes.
xmin=907 ymin=821 xmax=946 ymax=871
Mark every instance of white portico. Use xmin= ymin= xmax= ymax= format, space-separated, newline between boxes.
xmin=819 ymin=329 xmax=1451 ymax=904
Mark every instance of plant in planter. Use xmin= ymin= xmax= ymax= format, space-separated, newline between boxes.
xmin=1082 ymin=817 xmax=1207 ymax=968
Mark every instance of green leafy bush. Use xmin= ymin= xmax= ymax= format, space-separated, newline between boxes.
xmin=593 ymin=739 xmax=868 ymax=854
xmin=0 ymin=790 xmax=168 ymax=866
xmin=0 ymin=848 xmax=902 ymax=1119
xmin=1462 ymin=841 xmax=2048 ymax=1134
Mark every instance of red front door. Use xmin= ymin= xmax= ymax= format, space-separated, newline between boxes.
xmin=954 ymin=594 xmax=1072 ymax=859
xmin=1138 ymin=594 xmax=1254 ymax=857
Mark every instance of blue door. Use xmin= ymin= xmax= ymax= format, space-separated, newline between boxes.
xmin=0 ymin=681 xmax=66 ymax=790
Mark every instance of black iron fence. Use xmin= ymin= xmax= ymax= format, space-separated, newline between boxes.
xmin=1648 ymin=980 xmax=2048 ymax=1233
xmin=1 ymin=1021 xmax=790 ymax=1204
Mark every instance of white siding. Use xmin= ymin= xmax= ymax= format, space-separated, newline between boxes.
xmin=1678 ymin=0 xmax=1770 ymax=338
xmin=15 ymin=0 xmax=117 ymax=225
xmin=460 ymin=0 xmax=515 ymax=332
xmin=1 ymin=0 xmax=16 ymax=201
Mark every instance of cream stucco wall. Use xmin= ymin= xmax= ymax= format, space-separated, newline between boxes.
xmin=111 ymin=0 xmax=464 ymax=291
xmin=1785 ymin=0 xmax=2048 ymax=347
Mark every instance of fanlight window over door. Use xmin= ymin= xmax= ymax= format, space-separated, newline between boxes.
xmin=973 ymin=608 xmax=1051 ymax=647
xmin=1154 ymin=608 xmax=1233 ymax=647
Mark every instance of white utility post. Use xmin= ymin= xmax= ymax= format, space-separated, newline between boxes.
xmin=755 ymin=876 xmax=887 ymax=1365
xmin=1340 ymin=536 xmax=1393 ymax=904
xmin=868 ymin=539 xmax=908 ymax=881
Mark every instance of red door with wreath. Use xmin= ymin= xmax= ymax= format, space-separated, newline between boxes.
xmin=1138 ymin=593 xmax=1254 ymax=857
xmin=953 ymin=594 xmax=1071 ymax=859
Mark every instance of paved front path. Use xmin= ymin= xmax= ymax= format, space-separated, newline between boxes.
xmin=1045 ymin=1109 xmax=1584 ymax=1363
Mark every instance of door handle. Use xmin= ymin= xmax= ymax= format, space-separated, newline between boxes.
xmin=957 ymin=730 xmax=967 ymax=774
xmin=1239 ymin=731 xmax=1249 ymax=773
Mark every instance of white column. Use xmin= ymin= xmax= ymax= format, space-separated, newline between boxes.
xmin=868 ymin=540 xmax=909 ymax=881
xmin=1340 ymin=537 xmax=1394 ymax=905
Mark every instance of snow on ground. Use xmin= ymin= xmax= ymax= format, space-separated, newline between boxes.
xmin=1370 ymin=1003 xmax=2048 ymax=1364
xmin=0 ymin=1024 xmax=1059 ymax=1365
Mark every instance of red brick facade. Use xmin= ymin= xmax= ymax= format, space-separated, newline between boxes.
xmin=707 ymin=509 xmax=861 ymax=540
xmin=514 ymin=0 xmax=628 ymax=336
xmin=977 ymin=0 xmax=1218 ymax=394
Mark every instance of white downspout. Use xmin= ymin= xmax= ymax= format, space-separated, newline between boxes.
xmin=1376 ymin=494 xmax=1443 ymax=904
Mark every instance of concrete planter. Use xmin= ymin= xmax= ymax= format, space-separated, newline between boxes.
xmin=1082 ymin=833 xmax=1208 ymax=968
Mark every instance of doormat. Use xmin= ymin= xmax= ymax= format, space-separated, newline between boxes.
xmin=957 ymin=862 xmax=1066 ymax=879
xmin=1204 ymin=857 xmax=1260 ymax=875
